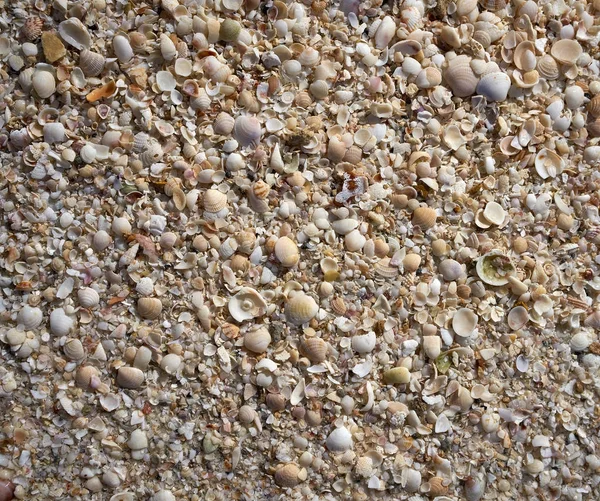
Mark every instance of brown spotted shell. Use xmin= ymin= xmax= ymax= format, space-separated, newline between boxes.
xmin=300 ymin=337 xmax=328 ymax=363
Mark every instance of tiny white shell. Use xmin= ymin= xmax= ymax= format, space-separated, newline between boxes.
xmin=352 ymin=331 xmax=377 ymax=354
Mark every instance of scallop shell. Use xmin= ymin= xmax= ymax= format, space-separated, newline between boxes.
xmin=64 ymin=338 xmax=85 ymax=361
xmin=78 ymin=287 xmax=100 ymax=308
xmin=113 ymin=34 xmax=134 ymax=63
xmin=551 ymin=39 xmax=582 ymax=65
xmin=326 ymin=426 xmax=353 ymax=452
xmin=476 ymin=72 xmax=511 ymax=101
xmin=476 ymin=251 xmax=516 ymax=286
xmin=536 ymin=54 xmax=559 ymax=80
xmin=233 ymin=116 xmax=262 ymax=148
xmin=452 ymin=308 xmax=478 ymax=337
xmin=22 ymin=17 xmax=44 ymax=41
xmin=412 ymin=206 xmax=437 ymax=230
xmin=300 ymin=337 xmax=328 ymax=362
xmin=275 ymin=236 xmax=299 ymax=267
xmin=229 ymin=287 xmax=268 ymax=322
xmin=535 ymin=148 xmax=564 ymax=179
xmin=243 ymin=326 xmax=271 ymax=353
xmin=214 ymin=112 xmax=235 ymax=135
xmin=79 ymin=49 xmax=105 ymax=77
xmin=444 ymin=55 xmax=479 ymax=98
xmin=17 ymin=305 xmax=43 ymax=330
xmin=58 ymin=18 xmax=91 ymax=50
xmin=274 ymin=464 xmax=301 ymax=488
xmin=116 ymin=366 xmax=145 ymax=389
xmin=137 ymin=298 xmax=163 ymax=320
xmin=50 ymin=308 xmax=74 ymax=336
xmin=285 ymin=293 xmax=319 ymax=325
xmin=32 ymin=70 xmax=56 ymax=99
xmin=203 ymin=189 xmax=228 ymax=212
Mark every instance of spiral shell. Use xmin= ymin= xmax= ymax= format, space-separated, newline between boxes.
xmin=412 ymin=206 xmax=437 ymax=230
xmin=243 ymin=326 xmax=271 ymax=353
xmin=444 ymin=55 xmax=479 ymax=98
xmin=17 ymin=305 xmax=43 ymax=330
xmin=58 ymin=18 xmax=92 ymax=50
xmin=78 ymin=287 xmax=100 ymax=308
xmin=203 ymin=189 xmax=228 ymax=212
xmin=64 ymin=338 xmax=85 ymax=361
xmin=79 ymin=49 xmax=105 ymax=77
xmin=117 ymin=366 xmax=145 ymax=389
xmin=137 ymin=298 xmax=163 ymax=320
xmin=233 ymin=116 xmax=262 ymax=148
xmin=285 ymin=293 xmax=318 ymax=325
xmin=274 ymin=464 xmax=301 ymax=487
xmin=275 ymin=236 xmax=299 ymax=267
xmin=300 ymin=337 xmax=328 ymax=362
xmin=214 ymin=112 xmax=235 ymax=135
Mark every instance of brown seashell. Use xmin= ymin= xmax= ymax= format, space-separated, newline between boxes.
xmin=213 ymin=112 xmax=235 ymax=135
xmin=343 ymin=145 xmax=363 ymax=165
xmin=75 ymin=365 xmax=99 ymax=389
xmin=86 ymin=80 xmax=116 ymax=102
xmin=137 ymin=297 xmax=163 ymax=320
xmin=116 ymin=366 xmax=145 ymax=389
xmin=588 ymin=95 xmax=600 ymax=118
xmin=412 ymin=206 xmax=437 ymax=230
xmin=478 ymin=0 xmax=506 ymax=10
xmin=203 ymin=189 xmax=228 ymax=212
xmin=80 ymin=49 xmax=105 ymax=77
xmin=300 ymin=337 xmax=328 ymax=362
xmin=236 ymin=231 xmax=256 ymax=254
xmin=266 ymin=393 xmax=286 ymax=411
xmin=22 ymin=17 xmax=44 ymax=41
xmin=330 ymin=296 xmax=347 ymax=316
xmin=427 ymin=476 xmax=449 ymax=497
xmin=589 ymin=119 xmax=600 ymax=138
xmin=444 ymin=55 xmax=479 ymax=97
xmin=274 ymin=464 xmax=301 ymax=487
xmin=221 ymin=322 xmax=240 ymax=339
xmin=403 ymin=253 xmax=422 ymax=272
xmin=252 ymin=180 xmax=270 ymax=199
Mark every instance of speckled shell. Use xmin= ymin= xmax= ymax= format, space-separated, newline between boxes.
xmin=300 ymin=337 xmax=328 ymax=362
xmin=78 ymin=287 xmax=100 ymax=308
xmin=285 ymin=293 xmax=319 ymax=325
xmin=412 ymin=206 xmax=437 ymax=230
xmin=137 ymin=297 xmax=163 ymax=320
xmin=444 ymin=55 xmax=479 ymax=98
xmin=79 ymin=49 xmax=105 ymax=77
xmin=203 ymin=189 xmax=228 ymax=212
xmin=275 ymin=236 xmax=299 ymax=267
xmin=116 ymin=366 xmax=145 ymax=389
xmin=274 ymin=464 xmax=301 ymax=487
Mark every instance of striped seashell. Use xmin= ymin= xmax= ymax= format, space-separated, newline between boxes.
xmin=444 ymin=55 xmax=479 ymax=97
xmin=132 ymin=132 xmax=150 ymax=152
xmin=32 ymin=70 xmax=56 ymax=99
xmin=113 ymin=34 xmax=133 ymax=63
xmin=64 ymin=338 xmax=85 ymax=361
xmin=285 ymin=293 xmax=319 ymax=325
xmin=300 ymin=337 xmax=328 ymax=363
xmin=233 ymin=116 xmax=262 ymax=148
xmin=17 ymin=305 xmax=43 ymax=330
xmin=139 ymin=141 xmax=164 ymax=166
xmin=116 ymin=366 xmax=145 ymax=389
xmin=22 ymin=17 xmax=44 ymax=41
xmin=252 ymin=180 xmax=270 ymax=200
xmin=343 ymin=145 xmax=363 ymax=165
xmin=587 ymin=95 xmax=600 ymax=118
xmin=78 ymin=287 xmax=100 ymax=308
xmin=330 ymin=296 xmax=347 ymax=316
xmin=376 ymin=257 xmax=399 ymax=278
xmin=401 ymin=6 xmax=422 ymax=32
xmin=295 ymin=91 xmax=313 ymax=108
xmin=203 ymin=189 xmax=228 ymax=212
xmin=478 ymin=0 xmax=507 ymax=10
xmin=214 ymin=112 xmax=235 ymax=135
xmin=412 ymin=206 xmax=437 ymax=230
xmin=472 ymin=30 xmax=491 ymax=48
xmin=137 ymin=297 xmax=163 ymax=319
xmin=79 ymin=49 xmax=105 ymax=77
xmin=243 ymin=326 xmax=271 ymax=353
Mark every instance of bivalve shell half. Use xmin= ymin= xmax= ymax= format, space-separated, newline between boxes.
xmin=58 ymin=18 xmax=91 ymax=50
xmin=219 ymin=19 xmax=241 ymax=42
xmin=412 ymin=206 xmax=437 ymax=230
xmin=444 ymin=55 xmax=479 ymax=98
xmin=32 ymin=70 xmax=56 ymax=99
xmin=285 ymin=293 xmax=319 ymax=325
xmin=75 ymin=365 xmax=99 ymax=389
xmin=78 ymin=287 xmax=100 ymax=308
xmin=384 ymin=367 xmax=411 ymax=384
xmin=233 ymin=116 xmax=262 ymax=148
xmin=116 ymin=366 xmax=145 ymax=389
xmin=275 ymin=237 xmax=299 ymax=267
xmin=137 ymin=298 xmax=163 ymax=320
xmin=535 ymin=148 xmax=564 ymax=179
xmin=476 ymin=251 xmax=516 ymax=286
xmin=507 ymin=306 xmax=529 ymax=330
xmin=476 ymin=72 xmax=511 ymax=102
xmin=113 ymin=35 xmax=134 ymax=63
xmin=326 ymin=426 xmax=353 ymax=452
xmin=439 ymin=259 xmax=465 ymax=281
xmin=537 ymin=54 xmax=559 ymax=80
xmin=64 ymin=339 xmax=85 ymax=361
xmin=551 ymin=39 xmax=582 ymax=65
xmin=243 ymin=326 xmax=271 ymax=353
xmin=274 ymin=464 xmax=302 ymax=488
xmin=17 ymin=305 xmax=43 ymax=330
xmin=452 ymin=308 xmax=478 ymax=337
xmin=80 ymin=49 xmax=105 ymax=77
xmin=483 ymin=201 xmax=506 ymax=225
xmin=214 ymin=112 xmax=235 ymax=135
xmin=50 ymin=308 xmax=74 ymax=336
xmin=300 ymin=337 xmax=328 ymax=363
xmin=203 ymin=189 xmax=228 ymax=212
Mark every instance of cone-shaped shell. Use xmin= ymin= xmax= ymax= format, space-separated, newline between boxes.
xmin=137 ymin=297 xmax=163 ymax=319
xmin=285 ymin=293 xmax=318 ymax=325
xmin=275 ymin=237 xmax=299 ymax=267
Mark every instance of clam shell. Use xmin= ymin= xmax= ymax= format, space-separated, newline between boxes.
xmin=476 ymin=251 xmax=516 ymax=286
xmin=439 ymin=259 xmax=465 ymax=281
xmin=116 ymin=366 xmax=145 ymax=389
xmin=478 ymin=0 xmax=506 ymax=10
xmin=326 ymin=426 xmax=353 ymax=452
xmin=64 ymin=338 xmax=85 ymax=361
xmin=298 ymin=47 xmax=320 ymax=67
xmin=384 ymin=367 xmax=411 ymax=384
xmin=274 ymin=464 xmax=301 ymax=487
xmin=17 ymin=305 xmax=43 ymax=330
xmin=476 ymin=72 xmax=510 ymax=101
xmin=238 ymin=405 xmax=256 ymax=423
xmin=444 ymin=55 xmax=479 ymax=98
xmin=32 ymin=70 xmax=56 ymax=99
xmin=58 ymin=18 xmax=91 ymax=50
xmin=229 ymin=287 xmax=268 ymax=322
xmin=507 ymin=306 xmax=529 ymax=330
xmin=233 ymin=116 xmax=262 ymax=148
xmin=456 ymin=0 xmax=478 ymax=15
xmin=243 ymin=326 xmax=271 ymax=353
xmin=136 ymin=277 xmax=154 ymax=296
xmin=113 ymin=35 xmax=134 ymax=63
xmin=412 ymin=206 xmax=437 ymax=230
xmin=352 ymin=331 xmax=376 ymax=354
xmin=160 ymin=353 xmax=182 ymax=374
xmin=214 ymin=112 xmax=235 ymax=135
xmin=536 ymin=54 xmax=559 ymax=80
xmin=374 ymin=16 xmax=396 ymax=48
xmin=295 ymin=91 xmax=313 ymax=108
xmin=50 ymin=308 xmax=74 ymax=336
xmin=345 ymin=229 xmax=366 ymax=252
xmin=300 ymin=337 xmax=328 ymax=362
xmin=275 ymin=236 xmax=299 ymax=267
xmin=415 ymin=67 xmax=442 ymax=89
xmin=551 ymin=39 xmax=582 ymax=65
xmin=535 ymin=148 xmax=564 ymax=179
xmin=160 ymin=34 xmax=177 ymax=61
xmin=483 ymin=201 xmax=506 ymax=225
xmin=203 ymin=189 xmax=228 ymax=212
xmin=156 ymin=70 xmax=176 ymax=92
xmin=92 ymin=230 xmax=112 ymax=251
xmin=285 ymin=293 xmax=319 ymax=325
xmin=79 ymin=49 xmax=105 ymax=77
xmin=452 ymin=308 xmax=478 ymax=337
xmin=571 ymin=332 xmax=593 ymax=352
xmin=403 ymin=253 xmax=422 ymax=272
xmin=78 ymin=287 xmax=100 ymax=308
xmin=137 ymin=298 xmax=163 ymax=320
xmin=75 ymin=365 xmax=99 ymax=389
xmin=128 ymin=429 xmax=148 ymax=450
xmin=219 ymin=19 xmax=241 ymax=42
xmin=309 ymin=80 xmax=329 ymax=100
xmin=513 ymin=41 xmax=537 ymax=71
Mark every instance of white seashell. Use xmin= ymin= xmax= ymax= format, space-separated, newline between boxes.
xmin=203 ymin=189 xmax=228 ymax=212
xmin=571 ymin=332 xmax=593 ymax=352
xmin=345 ymin=229 xmax=366 ymax=251
xmin=133 ymin=346 xmax=152 ymax=371
xmin=50 ymin=308 xmax=75 ymax=336
xmin=64 ymin=339 xmax=85 ymax=361
xmin=438 ymin=259 xmax=465 ymax=281
xmin=326 ymin=426 xmax=353 ymax=452
xmin=116 ymin=366 xmax=145 ymax=389
xmin=160 ymin=34 xmax=177 ymax=61
xmin=551 ymin=39 xmax=582 ymax=65
xmin=507 ymin=306 xmax=529 ymax=330
xmin=112 ymin=217 xmax=132 ymax=236
xmin=244 ymin=326 xmax=271 ymax=353
xmin=214 ymin=112 xmax=235 ymax=135
xmin=444 ymin=55 xmax=479 ymax=97
xmin=309 ymin=80 xmax=329 ymax=100
xmin=482 ymin=201 xmax=506 ymax=225
xmin=374 ymin=16 xmax=396 ymax=49
xmin=275 ymin=237 xmax=300 ymax=267
xmin=79 ymin=49 xmax=105 ymax=77
xmin=402 ymin=468 xmax=422 ymax=492
xmin=5 ymin=329 xmax=26 ymax=346
xmin=113 ymin=35 xmax=134 ymax=63
xmin=534 ymin=148 xmax=564 ymax=179
xmin=160 ymin=353 xmax=182 ymax=374
xmin=352 ymin=331 xmax=376 ymax=354
xmin=476 ymin=251 xmax=516 ymax=286
xmin=92 ymin=230 xmax=112 ymax=251
xmin=17 ymin=305 xmax=43 ymax=330
xmin=58 ymin=18 xmax=92 ymax=50
xmin=476 ymin=72 xmax=511 ymax=101
xmin=156 ymin=70 xmax=176 ymax=92
xmin=443 ymin=125 xmax=465 ymax=150
xmin=43 ymin=122 xmax=65 ymax=144
xmin=233 ymin=116 xmax=262 ymax=148
xmin=127 ymin=429 xmax=148 ymax=450
xmin=423 ymin=336 xmax=442 ymax=359
xmin=78 ymin=287 xmax=100 ymax=308
xmin=285 ymin=293 xmax=319 ymax=325
xmin=565 ymin=86 xmax=585 ymax=110
xmin=452 ymin=308 xmax=478 ymax=337
xmin=32 ymin=70 xmax=56 ymax=99
xmin=298 ymin=47 xmax=320 ymax=67
xmin=151 ymin=491 xmax=175 ymax=501
xmin=136 ymin=277 xmax=154 ymax=296
xmin=229 ymin=287 xmax=268 ymax=322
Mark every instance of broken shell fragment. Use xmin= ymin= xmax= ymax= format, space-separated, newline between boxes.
xmin=476 ymin=252 xmax=516 ymax=286
xmin=229 ymin=287 xmax=268 ymax=322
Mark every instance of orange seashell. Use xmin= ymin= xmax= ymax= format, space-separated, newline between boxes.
xmin=86 ymin=80 xmax=117 ymax=102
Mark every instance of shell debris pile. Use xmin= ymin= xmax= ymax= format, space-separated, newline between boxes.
xmin=1 ymin=0 xmax=600 ymax=499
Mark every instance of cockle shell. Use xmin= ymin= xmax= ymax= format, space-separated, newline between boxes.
xmin=58 ymin=18 xmax=91 ymax=50
xmin=229 ymin=287 xmax=268 ymax=322
xmin=587 ymin=96 xmax=600 ymax=118
xmin=326 ymin=426 xmax=353 ymax=452
xmin=32 ymin=69 xmax=56 ymax=99
xmin=476 ymin=251 xmax=516 ymax=286
xmin=452 ymin=308 xmax=478 ymax=337
xmin=203 ymin=189 xmax=228 ymax=212
xmin=298 ymin=47 xmax=320 ymax=67
xmin=17 ymin=305 xmax=43 ymax=330
xmin=64 ymin=339 xmax=85 ymax=361
xmin=536 ymin=55 xmax=559 ymax=80
xmin=214 ymin=112 xmax=235 ymax=135
xmin=78 ymin=287 xmax=100 ymax=308
xmin=274 ymin=464 xmax=302 ymax=487
xmin=75 ymin=365 xmax=99 ymax=389
xmin=50 ymin=308 xmax=74 ymax=336
xmin=233 ymin=116 xmax=262 ymax=148
xmin=275 ymin=237 xmax=299 ymax=267
xmin=285 ymin=293 xmax=318 ymax=325
xmin=117 ymin=366 xmax=145 ymax=389
xmin=243 ymin=326 xmax=271 ymax=353
xmin=300 ymin=337 xmax=328 ymax=362
xmin=412 ymin=206 xmax=437 ymax=230
xmin=535 ymin=148 xmax=564 ymax=179
xmin=137 ymin=298 xmax=163 ymax=320
xmin=80 ymin=49 xmax=105 ymax=77
xmin=295 ymin=91 xmax=313 ymax=108
xmin=551 ymin=39 xmax=582 ymax=65
xmin=113 ymin=35 xmax=134 ymax=63
xmin=22 ymin=17 xmax=44 ymax=41
xmin=476 ymin=72 xmax=511 ymax=101
xmin=444 ymin=55 xmax=479 ymax=97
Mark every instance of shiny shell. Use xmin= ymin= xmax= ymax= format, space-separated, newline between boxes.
xmin=64 ymin=339 xmax=85 ymax=361
xmin=58 ymin=18 xmax=91 ymax=50
xmin=275 ymin=236 xmax=300 ymax=267
xmin=274 ymin=464 xmax=301 ymax=487
xmin=285 ymin=293 xmax=319 ymax=325
xmin=32 ymin=70 xmax=56 ymax=99
xmin=403 ymin=253 xmax=422 ymax=272
xmin=137 ymin=298 xmax=163 ymax=320
xmin=116 ymin=366 xmax=145 ymax=389
xmin=113 ymin=34 xmax=134 ymax=63
xmin=78 ymin=287 xmax=100 ymax=308
xmin=535 ymin=148 xmax=564 ymax=179
xmin=75 ymin=365 xmax=99 ymax=389
xmin=412 ymin=206 xmax=437 ymax=230
xmin=233 ymin=116 xmax=262 ymax=148
xmin=243 ymin=326 xmax=271 ymax=353
xmin=79 ymin=49 xmax=105 ymax=77
xmin=17 ymin=305 xmax=43 ymax=330
xmin=537 ymin=54 xmax=559 ymax=80
xmin=476 ymin=72 xmax=511 ymax=102
xmin=203 ymin=189 xmax=228 ymax=212
xmin=588 ymin=95 xmax=600 ymax=118
xmin=452 ymin=308 xmax=478 ymax=337
xmin=50 ymin=308 xmax=74 ymax=336
xmin=476 ymin=252 xmax=516 ymax=286
xmin=326 ymin=426 xmax=353 ymax=452
xmin=444 ymin=55 xmax=479 ymax=98
xmin=300 ymin=337 xmax=328 ymax=363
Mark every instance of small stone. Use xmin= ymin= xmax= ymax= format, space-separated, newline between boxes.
xmin=42 ymin=32 xmax=66 ymax=63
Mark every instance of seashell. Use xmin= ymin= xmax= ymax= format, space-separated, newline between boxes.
xmin=478 ymin=0 xmax=506 ymax=10
xmin=587 ymin=95 xmax=600 ymax=118
xmin=78 ymin=287 xmax=100 ymax=308
xmin=236 ymin=231 xmax=256 ymax=254
xmin=402 ymin=468 xmax=422 ymax=492
xmin=295 ymin=91 xmax=313 ymax=108
xmin=534 ymin=148 xmax=564 ymax=179
xmin=456 ymin=0 xmax=478 ymax=16
xmin=86 ymin=80 xmax=116 ymax=102
xmin=133 ymin=346 xmax=152 ymax=371
xmin=128 ymin=429 xmax=148 ymax=450
xmin=423 ymin=336 xmax=441 ymax=359
xmin=535 ymin=55 xmax=558 ymax=81
xmin=326 ymin=426 xmax=353 ymax=452
xmin=32 ymin=70 xmax=56 ymax=99
xmin=507 ymin=306 xmax=529 ymax=330
xmin=374 ymin=16 xmax=396 ymax=48
xmin=352 ymin=331 xmax=376 ymax=354
xmin=298 ymin=47 xmax=320 ymax=67
xmin=274 ymin=464 xmax=301 ymax=487
xmin=275 ymin=237 xmax=299 ymax=267
xmin=401 ymin=6 xmax=422 ymax=32
xmin=403 ymin=253 xmax=422 ymax=272
xmin=551 ymin=39 xmax=582 ymax=65
xmin=113 ymin=35 xmax=134 ymax=63
xmin=160 ymin=353 xmax=182 ymax=374
xmin=483 ymin=201 xmax=506 ymax=225
xmin=50 ymin=308 xmax=74 ymax=336
xmin=203 ymin=189 xmax=228 ymax=212
xmin=376 ymin=257 xmax=399 ymax=278
xmin=160 ymin=34 xmax=177 ymax=61
xmin=384 ymin=366 xmax=411 ymax=384
xmin=229 ymin=287 xmax=268 ymax=322
xmin=156 ymin=70 xmax=176 ymax=92
xmin=116 ymin=366 xmax=145 ymax=389
xmin=238 ymin=405 xmax=256 ymax=423
xmin=571 ymin=332 xmax=593 ymax=352
xmin=565 ymin=86 xmax=584 ymax=110
xmin=444 ymin=55 xmax=479 ymax=98
xmin=136 ymin=277 xmax=154 ymax=296
xmin=452 ymin=308 xmax=478 ymax=337
xmin=285 ymin=293 xmax=319 ymax=325
xmin=64 ymin=339 xmax=85 ymax=361
xmin=327 ymin=137 xmax=347 ymax=162
xmin=17 ymin=305 xmax=43 ymax=330
xmin=233 ymin=116 xmax=262 ymax=148
xmin=214 ymin=112 xmax=235 ymax=135
xmin=415 ymin=67 xmax=442 ymax=89
xmin=476 ymin=72 xmax=510 ymax=101
xmin=443 ymin=124 xmax=465 ymax=150
xmin=300 ymin=337 xmax=328 ymax=362
xmin=476 ymin=251 xmax=516 ymax=286
xmin=137 ymin=298 xmax=163 ymax=320
xmin=174 ymin=58 xmax=192 ymax=77
xmin=79 ymin=49 xmax=105 ymax=77
xmin=93 ymin=230 xmax=112 ymax=251
xmin=309 ymin=80 xmax=329 ymax=100
xmin=220 ymin=19 xmax=241 ymax=42
xmin=44 ymin=122 xmax=66 ymax=146
xmin=472 ymin=30 xmax=491 ymax=48
xmin=412 ymin=206 xmax=437 ymax=230
xmin=58 ymin=18 xmax=92 ymax=50
xmin=182 ymin=79 xmax=201 ymax=97
xmin=243 ymin=326 xmax=271 ymax=353
xmin=345 ymin=230 xmax=366 ymax=252
xmin=75 ymin=365 xmax=99 ymax=389
xmin=438 ymin=259 xmax=465 ymax=281
xmin=22 ymin=17 xmax=44 ymax=41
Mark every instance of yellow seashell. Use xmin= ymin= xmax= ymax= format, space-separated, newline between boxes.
xmin=275 ymin=236 xmax=299 ymax=267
